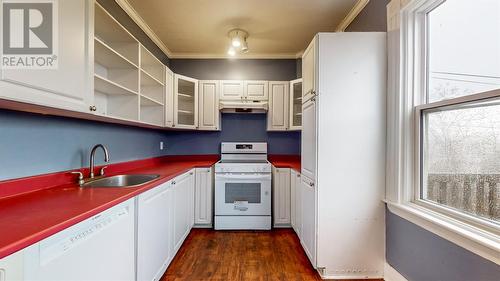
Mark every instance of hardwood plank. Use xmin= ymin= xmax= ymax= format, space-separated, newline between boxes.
xmin=161 ymin=228 xmax=384 ymax=281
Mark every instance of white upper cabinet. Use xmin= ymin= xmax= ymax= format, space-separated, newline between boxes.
xmin=267 ymin=81 xmax=289 ymax=131
xmin=0 ymin=0 xmax=92 ymax=113
xmin=220 ymin=80 xmax=269 ymax=101
xmin=165 ymin=67 xmax=175 ymax=128
xmin=301 ymin=95 xmax=316 ymax=180
xmin=194 ymin=167 xmax=214 ymax=227
xmin=302 ymin=37 xmax=317 ymax=102
xmin=244 ymin=80 xmax=268 ymax=101
xmin=198 ymin=81 xmax=220 ymax=131
xmin=289 ymin=79 xmax=303 ymax=130
xmin=220 ymin=80 xmax=244 ymax=100
xmin=174 ymin=74 xmax=198 ymax=129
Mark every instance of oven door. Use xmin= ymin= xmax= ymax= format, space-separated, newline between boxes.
xmin=215 ymin=173 xmax=271 ymax=216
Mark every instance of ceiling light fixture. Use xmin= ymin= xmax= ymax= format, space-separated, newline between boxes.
xmin=227 ymin=28 xmax=249 ymax=57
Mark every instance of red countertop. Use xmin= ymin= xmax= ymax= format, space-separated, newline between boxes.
xmin=268 ymin=155 xmax=301 ymax=172
xmin=0 ymin=155 xmax=219 ymax=259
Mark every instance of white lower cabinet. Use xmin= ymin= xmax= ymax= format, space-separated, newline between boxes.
xmin=290 ymin=169 xmax=302 ymax=236
xmin=301 ymin=175 xmax=316 ymax=267
xmin=194 ymin=167 xmax=213 ymax=227
xmin=0 ymin=249 xmax=24 ymax=281
xmin=1 ymin=169 xmax=205 ymax=281
xmin=272 ymin=167 xmax=291 ymax=227
xmin=137 ymin=169 xmax=196 ymax=281
xmin=24 ymin=199 xmax=136 ymax=281
xmin=172 ymin=169 xmax=195 ymax=253
xmin=137 ymin=181 xmax=174 ymax=281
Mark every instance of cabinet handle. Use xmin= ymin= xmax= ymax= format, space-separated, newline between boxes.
xmin=172 ymin=181 xmax=176 ymax=185
xmin=89 ymin=105 xmax=97 ymax=112
xmin=309 ymin=182 xmax=314 ymax=187
xmin=311 ymin=90 xmax=316 ymax=96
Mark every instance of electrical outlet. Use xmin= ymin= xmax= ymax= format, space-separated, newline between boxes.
xmin=160 ymin=141 xmax=164 ymax=150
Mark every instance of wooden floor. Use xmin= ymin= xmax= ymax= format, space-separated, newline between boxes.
xmin=161 ymin=228 xmax=383 ymax=281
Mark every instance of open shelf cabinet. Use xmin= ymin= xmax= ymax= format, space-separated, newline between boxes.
xmin=93 ymin=2 xmax=166 ymax=127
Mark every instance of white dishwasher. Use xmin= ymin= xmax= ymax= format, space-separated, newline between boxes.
xmin=23 ymin=199 xmax=136 ymax=281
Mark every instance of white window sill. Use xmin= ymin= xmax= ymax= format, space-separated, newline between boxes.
xmin=386 ymin=201 xmax=500 ymax=265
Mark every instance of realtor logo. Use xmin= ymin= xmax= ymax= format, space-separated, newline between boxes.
xmin=2 ymin=0 xmax=58 ymax=69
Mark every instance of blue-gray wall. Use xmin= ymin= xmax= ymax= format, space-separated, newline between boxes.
xmin=169 ymin=58 xmax=301 ymax=156
xmin=165 ymin=114 xmax=300 ymax=155
xmin=0 ymin=110 xmax=168 ymax=181
xmin=348 ymin=1 xmax=500 ymax=280
xmin=386 ymin=209 xmax=500 ymax=281
xmin=170 ymin=59 xmax=298 ymax=81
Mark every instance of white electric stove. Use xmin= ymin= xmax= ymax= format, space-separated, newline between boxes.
xmin=214 ymin=142 xmax=272 ymax=230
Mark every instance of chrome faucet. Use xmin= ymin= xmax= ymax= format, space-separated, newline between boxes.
xmin=89 ymin=144 xmax=110 ymax=178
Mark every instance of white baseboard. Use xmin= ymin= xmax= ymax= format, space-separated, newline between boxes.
xmin=384 ymin=262 xmax=408 ymax=281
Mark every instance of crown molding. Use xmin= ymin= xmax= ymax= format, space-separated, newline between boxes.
xmin=169 ymin=53 xmax=300 ymax=60
xmin=335 ymin=0 xmax=370 ymax=32
xmin=115 ymin=0 xmax=173 ymax=57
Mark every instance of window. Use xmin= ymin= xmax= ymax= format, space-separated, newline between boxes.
xmin=387 ymin=0 xmax=500 ymax=263
xmin=415 ymin=0 xmax=500 ymax=225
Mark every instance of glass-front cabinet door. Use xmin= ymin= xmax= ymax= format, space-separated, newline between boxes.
xmin=174 ymin=74 xmax=198 ymax=129
xmin=289 ymin=78 xmax=303 ymax=130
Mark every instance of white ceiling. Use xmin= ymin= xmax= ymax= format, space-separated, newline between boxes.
xmin=120 ymin=0 xmax=359 ymax=58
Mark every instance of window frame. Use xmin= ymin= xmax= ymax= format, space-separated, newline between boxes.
xmin=387 ymin=0 xmax=500 ymax=264
xmin=414 ymin=90 xmax=500 ymax=235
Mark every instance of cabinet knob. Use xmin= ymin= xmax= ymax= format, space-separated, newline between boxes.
xmin=172 ymin=124 xmax=175 ymax=127
xmin=89 ymin=105 xmax=97 ymax=112
xmin=309 ymin=182 xmax=314 ymax=187
xmin=172 ymin=181 xmax=176 ymax=185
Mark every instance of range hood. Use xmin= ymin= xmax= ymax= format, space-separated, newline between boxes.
xmin=219 ymin=101 xmax=268 ymax=113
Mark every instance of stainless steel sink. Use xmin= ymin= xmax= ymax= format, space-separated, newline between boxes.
xmin=82 ymin=174 xmax=160 ymax=188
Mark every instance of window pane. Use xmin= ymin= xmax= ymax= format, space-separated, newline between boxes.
xmin=427 ymin=0 xmax=500 ymax=103
xmin=421 ymin=98 xmax=500 ymax=222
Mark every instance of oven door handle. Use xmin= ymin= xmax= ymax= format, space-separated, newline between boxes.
xmin=215 ymin=174 xmax=271 ymax=180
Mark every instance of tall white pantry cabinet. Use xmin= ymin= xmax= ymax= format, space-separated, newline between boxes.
xmin=300 ymin=33 xmax=386 ymax=279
